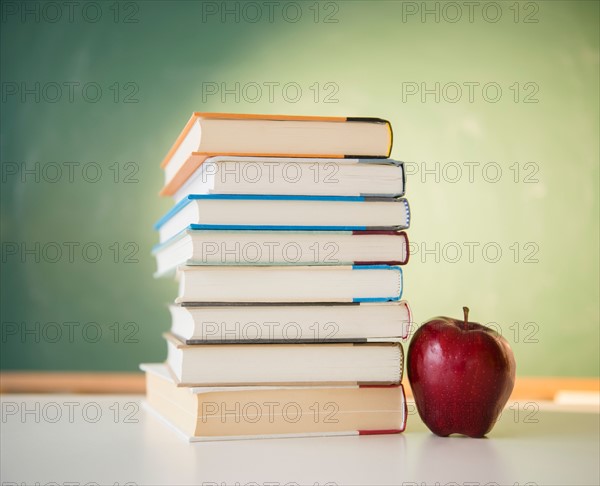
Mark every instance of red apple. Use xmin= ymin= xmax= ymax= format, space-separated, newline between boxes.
xmin=407 ymin=307 xmax=516 ymax=438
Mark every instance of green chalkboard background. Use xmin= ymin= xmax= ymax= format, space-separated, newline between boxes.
xmin=1 ymin=1 xmax=598 ymax=376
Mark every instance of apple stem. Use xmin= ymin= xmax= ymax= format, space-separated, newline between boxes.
xmin=463 ymin=306 xmax=469 ymax=330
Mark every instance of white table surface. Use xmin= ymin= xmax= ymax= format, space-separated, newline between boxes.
xmin=1 ymin=394 xmax=598 ymax=486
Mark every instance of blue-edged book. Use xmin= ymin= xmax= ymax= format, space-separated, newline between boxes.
xmin=175 ymin=264 xmax=403 ymax=304
xmin=155 ymin=194 xmax=410 ymax=244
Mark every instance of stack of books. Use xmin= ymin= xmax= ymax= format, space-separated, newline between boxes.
xmin=143 ymin=113 xmax=412 ymax=441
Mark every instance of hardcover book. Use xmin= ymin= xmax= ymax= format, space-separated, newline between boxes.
xmin=142 ymin=363 xmax=407 ymax=441
xmin=164 ymin=155 xmax=405 ymax=199
xmin=153 ymin=229 xmax=409 ymax=275
xmin=174 ymin=264 xmax=403 ymax=303
xmin=162 ymin=334 xmax=404 ymax=386
xmin=168 ymin=300 xmax=412 ymax=344
xmin=155 ymin=194 xmax=411 ymax=244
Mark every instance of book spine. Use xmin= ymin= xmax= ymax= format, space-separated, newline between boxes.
xmin=351 ymin=265 xmax=403 ymax=302
xmin=352 ymin=231 xmax=410 ymax=266
xmin=346 ymin=117 xmax=393 ymax=158
xmin=358 ymin=385 xmax=406 ymax=433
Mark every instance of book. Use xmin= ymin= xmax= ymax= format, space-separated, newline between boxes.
xmin=169 ymin=301 xmax=412 ymax=344
xmin=164 ymin=155 xmax=405 ymax=199
xmin=174 ymin=264 xmax=403 ymax=304
xmin=142 ymin=363 xmax=407 ymax=441
xmin=155 ymin=195 xmax=411 ymax=244
xmin=162 ymin=334 xmax=404 ymax=386
xmin=153 ymin=229 xmax=409 ymax=275
xmin=161 ymin=113 xmax=393 ymax=190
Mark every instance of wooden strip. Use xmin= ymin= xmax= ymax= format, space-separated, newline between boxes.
xmin=509 ymin=377 xmax=599 ymax=400
xmin=0 ymin=372 xmax=145 ymax=394
xmin=0 ymin=373 xmax=598 ymax=398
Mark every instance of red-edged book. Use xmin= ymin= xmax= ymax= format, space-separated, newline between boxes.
xmin=153 ymin=228 xmax=409 ymax=276
xmin=142 ymin=363 xmax=407 ymax=441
